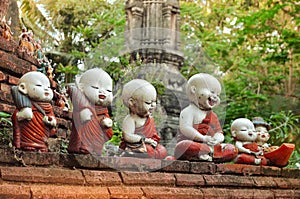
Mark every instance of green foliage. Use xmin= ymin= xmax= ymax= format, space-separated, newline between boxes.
xmin=0 ymin=112 xmax=13 ymax=148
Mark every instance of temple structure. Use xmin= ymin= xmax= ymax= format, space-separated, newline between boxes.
xmin=123 ymin=0 xmax=186 ymax=154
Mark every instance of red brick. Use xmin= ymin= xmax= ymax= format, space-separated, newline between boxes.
xmin=142 ymin=187 xmax=203 ymax=199
xmin=203 ymin=174 xmax=254 ymax=187
xmin=0 ymin=103 xmax=15 ymax=114
xmin=0 ymin=83 xmax=11 ymax=93
xmin=273 ymin=189 xmax=295 ymax=198
xmin=8 ymin=75 xmax=19 ymax=85
xmin=0 ymin=37 xmax=18 ymax=52
xmin=0 ymin=184 xmax=31 ymax=199
xmin=295 ymin=189 xmax=300 ymax=198
xmin=252 ymin=176 xmax=277 ymax=188
xmin=20 ymin=151 xmax=60 ymax=166
xmin=190 ymin=162 xmax=215 ymax=174
xmin=1 ymin=166 xmax=85 ymax=184
xmin=0 ymin=90 xmax=13 ymax=103
xmin=273 ymin=177 xmax=292 ymax=188
xmin=175 ymin=173 xmax=205 ymax=186
xmin=83 ymin=170 xmax=122 ymax=185
xmin=60 ymin=153 xmax=100 ymax=169
xmin=216 ymin=163 xmax=261 ymax=175
xmin=121 ymin=171 xmax=175 ymax=186
xmin=253 ymin=189 xmax=274 ymax=198
xmin=287 ymin=178 xmax=300 ymax=189
xmin=161 ymin=160 xmax=190 ymax=172
xmin=0 ymin=71 xmax=7 ymax=81
xmin=99 ymin=156 xmax=162 ymax=171
xmin=281 ymin=167 xmax=300 ymax=178
xmin=31 ymin=185 xmax=109 ymax=199
xmin=109 ymin=186 xmax=144 ymax=199
xmin=201 ymin=188 xmax=262 ymax=198
xmin=261 ymin=165 xmax=281 ymax=177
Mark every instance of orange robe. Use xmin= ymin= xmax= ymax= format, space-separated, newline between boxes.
xmin=234 ymin=142 xmax=268 ymax=165
xmin=12 ymin=102 xmax=56 ymax=152
xmin=68 ymin=87 xmax=112 ymax=155
xmin=120 ymin=116 xmax=167 ymax=159
xmin=174 ymin=111 xmax=237 ymax=162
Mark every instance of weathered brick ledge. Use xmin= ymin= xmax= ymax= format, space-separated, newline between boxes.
xmin=0 ymin=148 xmax=299 ymax=198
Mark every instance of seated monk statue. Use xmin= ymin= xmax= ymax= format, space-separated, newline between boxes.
xmin=11 ymin=71 xmax=57 ymax=152
xmin=231 ymin=118 xmax=268 ymax=165
xmin=120 ymin=79 xmax=167 ymax=159
xmin=174 ymin=73 xmax=237 ymax=162
xmin=67 ymin=68 xmax=113 ymax=155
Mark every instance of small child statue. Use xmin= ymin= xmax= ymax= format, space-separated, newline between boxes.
xmin=120 ymin=79 xmax=167 ymax=159
xmin=11 ymin=71 xmax=57 ymax=152
xmin=231 ymin=118 xmax=268 ymax=165
xmin=252 ymin=117 xmax=272 ymax=150
xmin=67 ymin=68 xmax=113 ymax=155
xmin=252 ymin=117 xmax=294 ymax=167
xmin=174 ymin=73 xmax=237 ymax=162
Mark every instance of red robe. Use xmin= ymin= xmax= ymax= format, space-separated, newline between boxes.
xmin=12 ymin=102 xmax=56 ymax=152
xmin=234 ymin=142 xmax=268 ymax=165
xmin=68 ymin=87 xmax=112 ymax=155
xmin=175 ymin=111 xmax=237 ymax=162
xmin=120 ymin=116 xmax=167 ymax=159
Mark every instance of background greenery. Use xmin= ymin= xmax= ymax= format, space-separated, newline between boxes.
xmin=1 ymin=0 xmax=299 ymax=167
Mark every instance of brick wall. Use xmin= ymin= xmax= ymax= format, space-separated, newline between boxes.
xmin=0 ymin=148 xmax=299 ymax=198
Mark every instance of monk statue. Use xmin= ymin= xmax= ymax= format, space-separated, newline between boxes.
xmin=252 ymin=117 xmax=295 ymax=167
xmin=174 ymin=73 xmax=237 ymax=162
xmin=11 ymin=71 xmax=57 ymax=152
xmin=252 ymin=117 xmax=272 ymax=150
xmin=231 ymin=118 xmax=268 ymax=165
xmin=67 ymin=68 xmax=113 ymax=155
xmin=120 ymin=79 xmax=167 ymax=159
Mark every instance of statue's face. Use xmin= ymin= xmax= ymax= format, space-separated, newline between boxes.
xmin=255 ymin=126 xmax=270 ymax=143
xmin=233 ymin=120 xmax=257 ymax=142
xmin=19 ymin=72 xmax=53 ymax=102
xmin=81 ymin=76 xmax=113 ymax=106
xmin=131 ymin=85 xmax=157 ymax=118
xmin=193 ymin=79 xmax=221 ymax=110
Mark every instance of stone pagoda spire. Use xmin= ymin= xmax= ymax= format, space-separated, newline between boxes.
xmin=124 ymin=0 xmax=183 ymax=68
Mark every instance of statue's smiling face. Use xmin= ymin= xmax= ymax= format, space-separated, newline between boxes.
xmin=195 ymin=86 xmax=220 ymax=110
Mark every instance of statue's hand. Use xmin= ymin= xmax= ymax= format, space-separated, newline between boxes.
xmin=80 ymin=108 xmax=92 ymax=123
xmin=207 ymin=138 xmax=219 ymax=146
xmin=144 ymin=138 xmax=158 ymax=148
xmin=16 ymin=107 xmax=33 ymax=121
xmin=202 ymin=135 xmax=213 ymax=143
xmin=102 ymin=118 xmax=113 ymax=128
xmin=43 ymin=116 xmax=57 ymax=126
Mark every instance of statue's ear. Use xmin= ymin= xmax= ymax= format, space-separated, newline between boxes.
xmin=128 ymin=97 xmax=135 ymax=107
xmin=190 ymin=85 xmax=196 ymax=94
xmin=231 ymin=130 xmax=236 ymax=138
xmin=77 ymin=82 xmax=84 ymax=91
xmin=18 ymin=83 xmax=28 ymax=95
